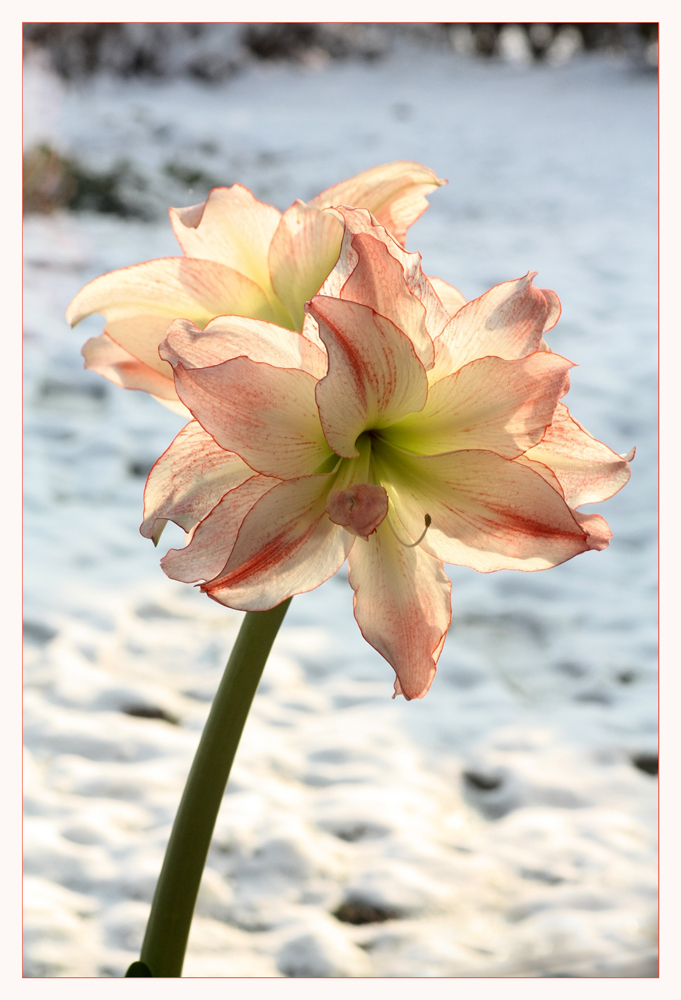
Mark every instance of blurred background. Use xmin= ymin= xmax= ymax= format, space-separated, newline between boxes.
xmin=23 ymin=23 xmax=658 ymax=978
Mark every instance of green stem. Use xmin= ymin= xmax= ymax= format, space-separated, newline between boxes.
xmin=132 ymin=599 xmax=292 ymax=978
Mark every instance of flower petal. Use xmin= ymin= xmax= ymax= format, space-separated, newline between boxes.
xmin=428 ymin=276 xmax=467 ymax=318
xmin=162 ymin=353 xmax=333 ymax=479
xmin=308 ymin=160 xmax=446 ymax=245
xmin=66 ymin=257 xmax=276 ymax=374
xmin=169 ymin=185 xmax=285 ymax=310
xmin=540 ymin=288 xmax=561 ymax=332
xmin=320 ymin=207 xmax=449 ymax=350
xmin=307 ymin=296 xmax=429 ymax=458
xmin=335 ymin=232 xmax=434 ymax=370
xmin=141 ymin=420 xmax=256 ymax=540
xmin=573 ymin=511 xmax=612 ymax=551
xmin=522 ymin=403 xmax=632 ymax=506
xmin=373 ymin=442 xmax=592 ymax=572
xmin=383 ymin=352 xmax=574 ymax=458
xmin=269 ymin=201 xmax=344 ymax=332
xmin=429 ymin=273 xmax=556 ymax=382
xmin=203 ymin=475 xmax=354 ymax=610
xmin=161 ymin=474 xmax=279 ymax=583
xmin=348 ymin=521 xmax=452 ymax=700
xmin=81 ymin=333 xmax=181 ymax=402
xmin=163 ymin=315 xmax=327 ymax=378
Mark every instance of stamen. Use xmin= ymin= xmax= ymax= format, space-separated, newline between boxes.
xmin=386 ymin=513 xmax=431 ymax=548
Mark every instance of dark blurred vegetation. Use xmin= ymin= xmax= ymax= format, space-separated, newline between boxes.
xmin=23 ymin=23 xmax=658 ymax=218
xmin=23 ymin=22 xmax=658 ymax=81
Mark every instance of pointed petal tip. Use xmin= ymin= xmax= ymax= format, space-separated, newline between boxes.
xmin=621 ymin=446 xmax=636 ymax=462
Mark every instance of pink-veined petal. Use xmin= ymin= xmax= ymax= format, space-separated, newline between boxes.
xmin=428 ymin=276 xmax=467 ymax=318
xmin=348 ymin=520 xmax=452 ymax=700
xmin=81 ymin=333 xmax=180 ymax=402
xmin=307 ymin=296 xmax=428 ymax=458
xmin=320 ymin=207 xmax=450 ymax=348
xmin=269 ymin=201 xmax=344 ymax=332
xmin=141 ymin=420 xmax=256 ymax=541
xmin=429 ymin=273 xmax=556 ymax=383
xmin=162 ymin=353 xmax=333 ymax=479
xmin=373 ymin=442 xmax=593 ymax=572
xmin=161 ymin=474 xmax=279 ymax=583
xmin=162 ymin=315 xmax=327 ymax=379
xmin=169 ymin=185 xmax=283 ymax=303
xmin=308 ymin=160 xmax=445 ymax=245
xmin=523 ymin=402 xmax=632 ymax=506
xmin=336 ymin=232 xmax=434 ymax=370
xmin=203 ymin=474 xmax=354 ymax=610
xmin=383 ymin=352 xmax=574 ymax=458
xmin=66 ymin=257 xmax=276 ymax=375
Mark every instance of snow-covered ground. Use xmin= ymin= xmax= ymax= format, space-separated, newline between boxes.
xmin=23 ymin=45 xmax=658 ymax=978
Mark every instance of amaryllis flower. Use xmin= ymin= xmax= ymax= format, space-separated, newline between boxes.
xmin=65 ymin=162 xmax=453 ymax=415
xmin=141 ymin=209 xmax=631 ymax=700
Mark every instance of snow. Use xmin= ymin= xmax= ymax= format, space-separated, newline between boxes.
xmin=23 ymin=45 xmax=657 ymax=978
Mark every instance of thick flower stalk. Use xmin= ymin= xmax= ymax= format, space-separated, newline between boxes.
xmin=65 ymin=161 xmax=451 ymax=414
xmin=142 ymin=208 xmax=632 ymax=700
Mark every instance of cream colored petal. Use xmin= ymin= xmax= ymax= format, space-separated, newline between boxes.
xmin=429 ymin=273 xmax=556 ymax=383
xmin=161 ymin=474 xmax=279 ymax=583
xmin=348 ymin=521 xmax=451 ymax=700
xmin=163 ymin=315 xmax=327 ymax=378
xmin=67 ymin=257 xmax=277 ymax=374
xmin=169 ymin=184 xmax=281 ymax=292
xmin=269 ymin=201 xmax=344 ymax=332
xmin=81 ymin=333 xmax=180 ymax=402
xmin=373 ymin=442 xmax=591 ymax=573
xmin=427 ymin=276 xmax=467 ymax=318
xmin=140 ymin=420 xmax=256 ymax=541
xmin=307 ymin=296 xmax=428 ymax=458
xmin=203 ymin=474 xmax=354 ymax=611
xmin=383 ymin=352 xmax=574 ymax=458
xmin=164 ymin=354 xmax=333 ymax=479
xmin=308 ymin=160 xmax=445 ymax=245
xmin=522 ymin=402 xmax=632 ymax=507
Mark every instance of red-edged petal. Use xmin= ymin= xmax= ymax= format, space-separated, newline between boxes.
xmin=141 ymin=420 xmax=256 ymax=541
xmin=336 ymin=232 xmax=434 ymax=370
xmin=163 ymin=315 xmax=327 ymax=379
xmin=348 ymin=521 xmax=452 ymax=700
xmin=383 ymin=352 xmax=574 ymax=458
xmin=161 ymin=474 xmax=278 ymax=583
xmin=308 ymin=160 xmax=445 ymax=245
xmin=523 ymin=402 xmax=632 ymax=506
xmin=573 ymin=511 xmax=612 ymax=551
xmin=428 ymin=276 xmax=467 ymax=318
xmin=203 ymin=474 xmax=354 ymax=610
xmin=81 ymin=333 xmax=181 ymax=403
xmin=429 ymin=273 xmax=557 ymax=382
xmin=66 ymin=257 xmax=276 ymax=374
xmin=163 ymin=354 xmax=333 ymax=479
xmin=320 ymin=207 xmax=450 ymax=348
xmin=540 ymin=288 xmax=561 ymax=332
xmin=373 ymin=442 xmax=592 ymax=572
xmin=307 ymin=296 xmax=428 ymax=458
